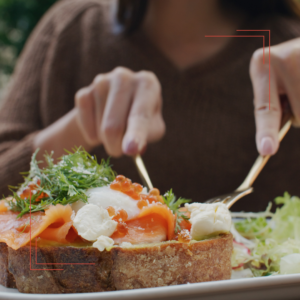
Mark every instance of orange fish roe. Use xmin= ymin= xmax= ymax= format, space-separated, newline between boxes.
xmin=110 ymin=175 xmax=164 ymax=204
xmin=178 ymin=229 xmax=191 ymax=243
xmin=106 ymin=206 xmax=116 ymax=217
xmin=137 ymin=199 xmax=148 ymax=209
xmin=19 ymin=188 xmax=32 ymax=200
xmin=107 ymin=206 xmax=128 ymax=222
xmin=110 ymin=175 xmax=142 ymax=200
xmin=19 ymin=179 xmax=48 ymax=202
xmin=112 ymin=209 xmax=128 ymax=222
xmin=0 ymin=199 xmax=8 ymax=213
xmin=114 ymin=222 xmax=128 ymax=238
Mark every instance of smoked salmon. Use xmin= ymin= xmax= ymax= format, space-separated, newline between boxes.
xmin=0 ymin=201 xmax=176 ymax=249
xmin=111 ymin=214 xmax=168 ymax=245
xmin=134 ymin=204 xmax=175 ymax=240
xmin=0 ymin=204 xmax=75 ymax=250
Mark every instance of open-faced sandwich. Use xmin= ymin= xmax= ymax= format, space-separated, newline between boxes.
xmin=0 ymin=149 xmax=233 ymax=294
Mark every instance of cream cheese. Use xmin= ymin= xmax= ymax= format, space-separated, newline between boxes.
xmin=93 ymin=236 xmax=114 ymax=251
xmin=185 ymin=202 xmax=231 ymax=240
xmin=73 ymin=204 xmax=117 ymax=241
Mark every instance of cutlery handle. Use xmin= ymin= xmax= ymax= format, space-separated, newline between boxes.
xmin=133 ymin=154 xmax=154 ymax=190
xmin=236 ymin=118 xmax=292 ymax=192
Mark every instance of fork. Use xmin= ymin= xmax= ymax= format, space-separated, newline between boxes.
xmin=133 ymin=154 xmax=153 ymax=190
xmin=133 ymin=119 xmax=292 ymax=208
xmin=205 ymin=118 xmax=292 ymax=208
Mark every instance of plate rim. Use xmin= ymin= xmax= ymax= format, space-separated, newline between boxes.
xmin=1 ymin=273 xmax=300 ymax=300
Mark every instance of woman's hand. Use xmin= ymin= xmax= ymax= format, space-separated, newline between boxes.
xmin=34 ymin=67 xmax=165 ymax=163
xmin=250 ymin=38 xmax=300 ymax=156
xmin=75 ymin=67 xmax=165 ymax=157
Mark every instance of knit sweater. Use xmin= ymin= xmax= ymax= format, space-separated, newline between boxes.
xmin=1 ymin=0 xmax=300 ymax=212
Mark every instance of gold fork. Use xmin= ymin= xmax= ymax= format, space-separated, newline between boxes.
xmin=133 ymin=154 xmax=153 ymax=190
xmin=205 ymin=118 xmax=292 ymax=208
xmin=134 ymin=119 xmax=292 ymax=209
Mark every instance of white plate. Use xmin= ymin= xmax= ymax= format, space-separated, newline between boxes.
xmin=1 ymin=274 xmax=300 ymax=300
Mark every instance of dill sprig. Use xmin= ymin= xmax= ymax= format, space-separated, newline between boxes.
xmin=162 ymin=189 xmax=191 ymax=234
xmin=7 ymin=148 xmax=116 ymax=218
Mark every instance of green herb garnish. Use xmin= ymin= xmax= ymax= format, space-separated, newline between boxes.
xmin=162 ymin=189 xmax=191 ymax=234
xmin=7 ymin=148 xmax=116 ymax=218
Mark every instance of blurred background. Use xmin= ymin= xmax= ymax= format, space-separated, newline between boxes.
xmin=0 ymin=0 xmax=58 ymax=100
xmin=1 ymin=0 xmax=300 ymax=101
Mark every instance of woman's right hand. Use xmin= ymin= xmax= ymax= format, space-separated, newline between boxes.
xmin=75 ymin=67 xmax=165 ymax=157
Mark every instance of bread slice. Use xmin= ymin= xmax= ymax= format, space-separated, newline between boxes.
xmin=1 ymin=233 xmax=233 ymax=294
xmin=0 ymin=243 xmax=16 ymax=289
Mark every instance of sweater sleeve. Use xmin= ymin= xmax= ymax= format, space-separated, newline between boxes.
xmin=0 ymin=9 xmax=57 ymax=196
xmin=0 ymin=0 xmax=105 ymax=196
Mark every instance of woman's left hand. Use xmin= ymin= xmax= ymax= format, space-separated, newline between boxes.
xmin=250 ymin=38 xmax=300 ymax=156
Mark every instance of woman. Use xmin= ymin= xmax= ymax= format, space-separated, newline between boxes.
xmin=0 ymin=0 xmax=300 ymax=211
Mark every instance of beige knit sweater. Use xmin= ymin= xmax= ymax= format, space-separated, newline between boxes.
xmin=1 ymin=0 xmax=300 ymax=211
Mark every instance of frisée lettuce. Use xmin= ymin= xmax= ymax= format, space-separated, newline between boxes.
xmin=232 ymin=192 xmax=300 ymax=276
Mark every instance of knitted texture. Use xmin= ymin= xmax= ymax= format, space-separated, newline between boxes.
xmin=1 ymin=0 xmax=300 ymax=211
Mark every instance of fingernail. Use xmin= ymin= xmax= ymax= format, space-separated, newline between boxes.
xmin=140 ymin=144 xmax=147 ymax=155
xmin=260 ymin=137 xmax=275 ymax=155
xmin=124 ymin=138 xmax=146 ymax=155
xmin=125 ymin=139 xmax=139 ymax=155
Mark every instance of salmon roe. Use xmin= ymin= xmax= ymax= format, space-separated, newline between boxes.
xmin=19 ymin=179 xmax=48 ymax=201
xmin=110 ymin=175 xmax=142 ymax=200
xmin=137 ymin=199 xmax=148 ymax=209
xmin=178 ymin=229 xmax=191 ymax=243
xmin=110 ymin=175 xmax=163 ymax=204
xmin=106 ymin=207 xmax=128 ymax=222
xmin=112 ymin=209 xmax=128 ymax=222
xmin=115 ymin=222 xmax=128 ymax=237
xmin=106 ymin=206 xmax=116 ymax=217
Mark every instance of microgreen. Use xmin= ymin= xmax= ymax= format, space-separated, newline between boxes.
xmin=6 ymin=148 xmax=116 ymax=218
xmin=162 ymin=189 xmax=191 ymax=234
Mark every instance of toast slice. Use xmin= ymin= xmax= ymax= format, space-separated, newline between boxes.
xmin=0 ymin=242 xmax=16 ymax=288
xmin=1 ymin=233 xmax=232 ymax=294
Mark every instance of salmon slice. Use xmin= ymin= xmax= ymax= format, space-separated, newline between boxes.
xmin=111 ymin=214 xmax=168 ymax=245
xmin=178 ymin=207 xmax=191 ymax=231
xmin=0 ymin=204 xmax=75 ymax=250
xmin=136 ymin=204 xmax=175 ymax=240
xmin=112 ymin=204 xmax=175 ymax=244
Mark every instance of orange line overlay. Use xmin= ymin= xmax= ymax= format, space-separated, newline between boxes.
xmin=205 ymin=29 xmax=271 ymax=110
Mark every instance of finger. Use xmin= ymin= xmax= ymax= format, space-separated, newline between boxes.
xmin=273 ymin=51 xmax=300 ymax=127
xmin=148 ymin=98 xmax=166 ymax=142
xmin=92 ymin=74 xmax=110 ymax=141
xmin=122 ymin=71 xmax=164 ymax=155
xmin=75 ymin=86 xmax=98 ymax=146
xmin=100 ymin=68 xmax=135 ymax=157
xmin=250 ymin=49 xmax=281 ymax=156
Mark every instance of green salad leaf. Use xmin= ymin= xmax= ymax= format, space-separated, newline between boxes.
xmin=233 ymin=192 xmax=300 ymax=276
xmin=7 ymin=148 xmax=116 ymax=218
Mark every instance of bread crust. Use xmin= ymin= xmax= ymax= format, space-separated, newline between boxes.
xmin=111 ymin=233 xmax=233 ymax=289
xmin=0 ymin=242 xmax=16 ymax=288
xmin=2 ymin=233 xmax=233 ymax=293
xmin=7 ymin=244 xmax=115 ymax=293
